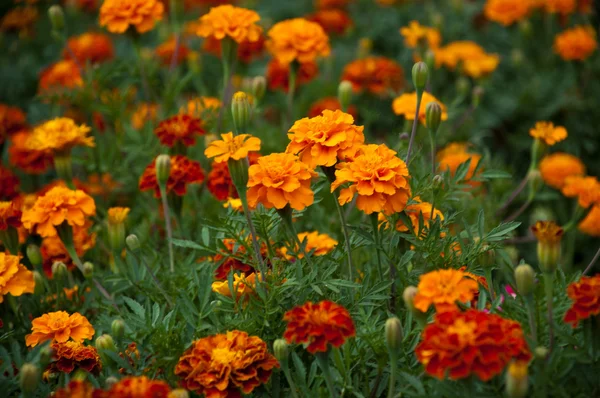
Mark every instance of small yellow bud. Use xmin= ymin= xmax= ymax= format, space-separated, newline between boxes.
xmin=51 ymin=261 xmax=68 ymax=279
xmin=155 ymin=154 xmax=171 ymax=186
xmin=412 ymin=62 xmax=428 ymax=91
xmin=105 ymin=376 xmax=118 ymax=389
xmin=95 ymin=334 xmax=117 ymax=352
xmin=384 ymin=317 xmax=403 ymax=354
xmin=432 ymin=174 xmax=443 ymax=189
xmin=505 ymin=361 xmax=528 ymax=398
xmin=514 ymin=264 xmax=535 ymax=296
xmin=82 ymin=262 xmax=94 ymax=278
xmin=19 ymin=363 xmax=40 ymax=394
xmin=534 ymin=346 xmax=549 ymax=360
xmin=403 ymin=286 xmax=418 ymax=312
xmin=232 ymin=91 xmax=251 ymax=134
xmin=169 ymin=389 xmax=190 ymax=398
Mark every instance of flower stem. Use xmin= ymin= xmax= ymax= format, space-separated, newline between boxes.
xmin=286 ymin=62 xmax=298 ymax=127
xmin=405 ymin=90 xmax=424 ymax=164
xmin=543 ymin=272 xmax=555 ymax=354
xmin=387 ymin=356 xmax=397 ymax=398
xmin=525 ymin=295 xmax=538 ymax=347
xmin=159 ymin=186 xmax=175 ymax=273
xmin=315 ymin=351 xmax=337 ymax=398
xmin=129 ymin=250 xmax=173 ymax=307
xmin=370 ymin=214 xmax=384 ymax=281
xmin=281 ymin=365 xmax=300 ymax=398
xmin=239 ymin=192 xmax=267 ymax=279
xmin=428 ymin=129 xmax=436 ymax=176
xmin=583 ymin=246 xmax=600 ymax=275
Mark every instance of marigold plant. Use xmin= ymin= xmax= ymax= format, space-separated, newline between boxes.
xmin=266 ymin=18 xmax=331 ymax=65
xmin=564 ymin=274 xmax=600 ymax=327
xmin=413 ymin=269 xmax=480 ymax=312
xmin=99 ymin=0 xmax=164 ymax=34
xmin=139 ymin=155 xmax=205 ymax=197
xmin=26 ymin=311 xmax=95 ymax=347
xmin=196 ymin=5 xmax=262 ymax=44
xmin=204 ymin=132 xmax=261 ymax=163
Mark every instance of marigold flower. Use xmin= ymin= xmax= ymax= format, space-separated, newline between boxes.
xmin=102 ymin=376 xmax=172 ymax=398
xmin=483 ymin=0 xmax=532 ymax=26
xmin=434 ymin=41 xmax=500 ymax=78
xmin=205 ymin=132 xmax=261 ymax=163
xmin=307 ymin=9 xmax=353 ymax=35
xmin=331 ymin=144 xmax=410 ymax=215
xmin=437 ymin=143 xmax=482 ymax=186
xmin=131 ymin=103 xmax=159 ymax=130
xmin=531 ymin=220 xmax=564 ymax=244
xmin=529 ymin=121 xmax=567 ymax=146
xmin=286 ymin=109 xmax=365 ymax=168
xmin=283 ymin=300 xmax=355 ymax=353
xmin=212 ymin=272 xmax=261 ymax=299
xmin=0 ymin=200 xmax=22 ymax=231
xmin=38 ymin=60 xmax=83 ymax=95
xmin=207 ymin=161 xmax=237 ymax=201
xmin=175 ymin=330 xmax=279 ymax=397
xmin=74 ymin=173 xmax=121 ymax=198
xmin=392 ymin=92 xmax=448 ymax=126
xmin=212 ymin=238 xmax=256 ymax=280
xmin=0 ymin=104 xmax=27 ymax=142
xmin=247 ymin=153 xmax=317 ymax=210
xmin=462 ymin=53 xmax=500 ymax=78
xmin=49 ymin=340 xmax=102 ymax=375
xmin=281 ymin=231 xmax=337 ymax=260
xmin=416 ymin=309 xmax=531 ymax=381
xmin=26 ymin=118 xmax=94 ymax=154
xmin=155 ymin=37 xmax=190 ymax=66
xmin=413 ymin=269 xmax=479 ymax=313
xmin=0 ymin=166 xmax=20 ymax=200
xmin=308 ymin=97 xmax=358 ymax=119
xmin=267 ymin=59 xmax=319 ymax=92
xmin=561 ymin=175 xmax=600 ymax=208
xmin=388 ymin=196 xmax=444 ymax=236
xmin=578 ymin=205 xmax=600 ymax=237
xmin=203 ymin=33 xmax=266 ymax=63
xmin=341 ymin=57 xmax=404 ymax=95
xmin=8 ymin=130 xmax=53 ymax=175
xmin=63 ymin=32 xmax=114 ymax=64
xmin=184 ymin=97 xmax=222 ymax=118
xmin=0 ymin=7 xmax=38 ymax=36
xmin=26 ymin=311 xmax=95 ymax=347
xmin=21 ymin=186 xmax=96 ymax=238
xmin=154 ymin=114 xmax=205 ymax=148
xmin=196 ymin=5 xmax=262 ymax=44
xmin=554 ymin=26 xmax=597 ymax=61
xmin=0 ymin=253 xmax=34 ymax=303
xmin=544 ymin=0 xmax=576 ymax=14
xmin=400 ymin=21 xmax=442 ymax=49
xmin=139 ymin=155 xmax=205 ymax=198
xmin=53 ymin=380 xmax=96 ymax=398
xmin=316 ymin=0 xmax=350 ymax=8
xmin=224 ymin=197 xmax=243 ymax=211
xmin=100 ymin=0 xmax=164 ymax=34
xmin=266 ymin=18 xmax=330 ymax=65
xmin=564 ymin=274 xmax=600 ymax=327
xmin=539 ymin=152 xmax=585 ymax=190
xmin=108 ymin=207 xmax=130 ymax=225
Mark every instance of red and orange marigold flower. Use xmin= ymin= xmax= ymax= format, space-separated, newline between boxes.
xmin=0 ymin=104 xmax=27 ymax=142
xmin=529 ymin=121 xmax=568 ymax=146
xmin=561 ymin=176 xmax=600 ymax=209
xmin=8 ymin=130 xmax=53 ymax=174
xmin=307 ymin=9 xmax=353 ymax=35
xmin=0 ymin=253 xmax=35 ymax=303
xmin=539 ymin=152 xmax=585 ymax=190
xmin=283 ymin=300 xmax=355 ymax=353
xmin=204 ymin=132 xmax=261 ymax=163
xmin=139 ymin=155 xmax=205 ymax=197
xmin=154 ymin=114 xmax=205 ymax=147
xmin=196 ymin=5 xmax=262 ymax=44
xmin=26 ymin=311 xmax=95 ymax=347
xmin=207 ymin=153 xmax=260 ymax=201
xmin=97 ymin=376 xmax=173 ymax=398
xmin=63 ymin=32 xmax=114 ymax=64
xmin=0 ymin=200 xmax=22 ymax=231
xmin=48 ymin=340 xmax=102 ymax=375
xmin=175 ymin=330 xmax=279 ymax=398
xmin=38 ymin=60 xmax=83 ymax=95
xmin=564 ymin=274 xmax=600 ymax=327
xmin=0 ymin=166 xmax=20 ymax=200
xmin=554 ymin=25 xmax=597 ymax=62
xmin=341 ymin=57 xmax=404 ymax=95
xmin=266 ymin=18 xmax=330 ymax=65
xmin=26 ymin=117 xmax=94 ymax=154
xmin=415 ymin=309 xmax=531 ymax=381
xmin=413 ymin=269 xmax=480 ymax=313
xmin=52 ymin=380 xmax=96 ymax=398
xmin=100 ymin=0 xmax=165 ymax=34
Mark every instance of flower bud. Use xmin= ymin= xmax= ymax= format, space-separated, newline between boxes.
xmin=384 ymin=317 xmax=403 ymax=354
xmin=19 ymin=363 xmax=40 ymax=394
xmin=403 ymin=286 xmax=418 ymax=312
xmin=273 ymin=339 xmax=289 ymax=364
xmin=169 ymin=389 xmax=190 ymax=398
xmin=51 ymin=261 xmax=68 ymax=279
xmin=472 ymin=86 xmax=484 ymax=107
xmin=48 ymin=5 xmax=65 ymax=32
xmin=514 ymin=264 xmax=535 ymax=296
xmin=399 ymin=132 xmax=410 ymax=141
xmin=456 ymin=76 xmax=470 ymax=96
xmin=232 ymin=91 xmax=251 ymax=134
xmin=111 ymin=319 xmax=125 ymax=339
xmin=412 ymin=62 xmax=428 ymax=91
xmin=338 ymin=80 xmax=353 ymax=111
xmin=82 ymin=262 xmax=94 ymax=278
xmin=425 ymin=102 xmax=442 ymax=133
xmin=511 ymin=49 xmax=524 ymax=67
xmin=534 ymin=346 xmax=549 ymax=360
xmin=478 ymin=245 xmax=495 ymax=267
xmin=424 ymin=50 xmax=435 ymax=75
xmin=518 ymin=20 xmax=532 ymax=37
xmin=531 ymin=221 xmax=563 ymax=274
xmin=33 ymin=271 xmax=45 ymax=295
xmin=155 ymin=154 xmax=171 ymax=186
xmin=505 ymin=361 xmax=528 ymax=398
xmin=527 ymin=169 xmax=543 ymax=200
xmin=126 ymin=234 xmax=141 ymax=251
xmin=432 ymin=174 xmax=443 ymax=189
xmin=252 ymin=76 xmax=266 ymax=102
xmin=26 ymin=244 xmax=42 ymax=267
xmin=105 ymin=376 xmax=118 ymax=389
xmin=95 ymin=334 xmax=117 ymax=352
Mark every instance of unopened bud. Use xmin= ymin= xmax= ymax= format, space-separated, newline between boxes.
xmin=399 ymin=132 xmax=410 ymax=141
xmin=456 ymin=77 xmax=470 ymax=96
xmin=33 ymin=271 xmax=45 ymax=295
xmin=505 ymin=361 xmax=528 ymax=398
xmin=412 ymin=62 xmax=428 ymax=91
xmin=169 ymin=389 xmax=190 ymax=398
xmin=48 ymin=5 xmax=65 ymax=32
xmin=111 ymin=319 xmax=125 ymax=339
xmin=252 ymin=76 xmax=266 ymax=102
xmin=51 ymin=261 xmax=68 ymax=279
xmin=511 ymin=49 xmax=524 ymax=67
xmin=19 ymin=363 xmax=40 ymax=394
xmin=105 ymin=376 xmax=118 ymax=389
xmin=403 ymin=286 xmax=418 ymax=313
xmin=155 ymin=154 xmax=171 ymax=186
xmin=472 ymin=86 xmax=484 ymax=107
xmin=26 ymin=244 xmax=42 ymax=266
xmin=82 ymin=262 xmax=94 ymax=278
xmin=95 ymin=334 xmax=117 ymax=352
xmin=425 ymin=102 xmax=442 ymax=133
xmin=478 ymin=245 xmax=495 ymax=267
xmin=273 ymin=339 xmax=289 ymax=364
xmin=384 ymin=317 xmax=403 ymax=354
xmin=531 ymin=221 xmax=563 ymax=274
xmin=518 ymin=20 xmax=532 ymax=37
xmin=527 ymin=169 xmax=543 ymax=199
xmin=534 ymin=346 xmax=549 ymax=360
xmin=232 ymin=91 xmax=251 ymax=134
xmin=432 ymin=174 xmax=443 ymax=189
xmin=338 ymin=80 xmax=353 ymax=111
xmin=424 ymin=49 xmax=435 ymax=75
xmin=126 ymin=234 xmax=141 ymax=251
xmin=514 ymin=264 xmax=535 ymax=296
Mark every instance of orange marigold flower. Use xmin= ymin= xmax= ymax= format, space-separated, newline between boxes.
xmin=155 ymin=37 xmax=190 ymax=66
xmin=387 ymin=196 xmax=444 ymax=236
xmin=554 ymin=25 xmax=597 ymax=61
xmin=154 ymin=114 xmax=205 ymax=148
xmin=205 ymin=132 xmax=261 ymax=163
xmin=286 ymin=109 xmax=365 ymax=168
xmin=38 ymin=60 xmax=83 ymax=95
xmin=108 ymin=207 xmax=130 ymax=225
xmin=392 ymin=92 xmax=448 ymax=126
xmin=281 ymin=231 xmax=337 ymax=260
xmin=247 ymin=153 xmax=317 ymax=210
xmin=544 ymin=0 xmax=576 ymax=14
xmin=0 ymin=166 xmax=20 ymax=200
xmin=196 ymin=4 xmax=262 ymax=44
xmin=561 ymin=175 xmax=600 ymax=208
xmin=434 ymin=41 xmax=500 ymax=78
xmin=266 ymin=18 xmax=330 ymax=65
xmin=102 ymin=376 xmax=172 ymax=398
xmin=283 ymin=300 xmax=355 ymax=353
xmin=8 ymin=130 xmax=53 ymax=175
xmin=139 ymin=155 xmax=205 ymax=198
xmin=267 ymin=59 xmax=319 ymax=92
xmin=483 ymin=0 xmax=532 ymax=26
xmin=0 ymin=7 xmax=38 ymax=36
xmin=307 ymin=9 xmax=353 ymax=35
xmin=52 ymin=380 xmax=96 ymax=398
xmin=341 ymin=57 xmax=404 ymax=95
xmin=564 ymin=274 xmax=600 ymax=327
xmin=203 ymin=33 xmax=266 ymax=63
xmin=308 ymin=97 xmax=358 ymax=119
xmin=462 ymin=53 xmax=500 ymax=79
xmin=539 ymin=152 xmax=585 ymax=190
xmin=331 ymin=144 xmax=410 ymax=215
xmin=49 ymin=340 xmax=102 ymax=375
xmin=175 ymin=330 xmax=279 ymax=397
xmin=131 ymin=103 xmax=159 ymax=130
xmin=0 ymin=253 xmax=34 ymax=303
xmin=26 ymin=311 xmax=95 ymax=347
xmin=74 ymin=173 xmax=121 ymax=198
xmin=0 ymin=200 xmax=22 ymax=231
xmin=63 ymin=32 xmax=114 ymax=64
xmin=184 ymin=96 xmax=222 ymax=118
xmin=0 ymin=104 xmax=27 ymax=142
xmin=21 ymin=186 xmax=96 ymax=238
xmin=100 ymin=0 xmax=165 ymax=34
xmin=416 ymin=309 xmax=531 ymax=381
xmin=529 ymin=121 xmax=567 ymax=146
xmin=413 ymin=269 xmax=479 ymax=313
xmin=212 ymin=272 xmax=261 ymax=299
xmin=531 ymin=220 xmax=564 ymax=244
xmin=578 ymin=205 xmax=600 ymax=237
xmin=26 ymin=117 xmax=94 ymax=154
xmin=400 ymin=20 xmax=442 ymax=49
xmin=437 ymin=143 xmax=482 ymax=186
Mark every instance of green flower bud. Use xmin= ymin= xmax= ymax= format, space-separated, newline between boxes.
xmin=511 ymin=49 xmax=524 ymax=67
xmin=26 ymin=244 xmax=42 ymax=267
xmin=126 ymin=234 xmax=141 ymax=251
xmin=105 ymin=376 xmax=118 ymax=389
xmin=252 ymin=76 xmax=266 ymax=102
xmin=273 ymin=339 xmax=289 ymax=364
xmin=403 ymin=286 xmax=418 ymax=312
xmin=111 ymin=319 xmax=125 ymax=339
xmin=155 ymin=154 xmax=171 ymax=186
xmin=51 ymin=261 xmax=68 ymax=279
xmin=432 ymin=174 xmax=443 ymax=189
xmin=232 ymin=91 xmax=251 ymax=134
xmin=425 ymin=102 xmax=442 ymax=133
xmin=19 ymin=363 xmax=40 ymax=394
xmin=384 ymin=317 xmax=403 ymax=354
xmin=472 ymin=86 xmax=484 ymax=107
xmin=48 ymin=5 xmax=65 ymax=32
xmin=505 ymin=361 xmax=528 ymax=398
xmin=82 ymin=262 xmax=94 ymax=278
xmin=95 ymin=334 xmax=117 ymax=352
xmin=338 ymin=80 xmax=353 ymax=112
xmin=412 ymin=62 xmax=428 ymax=91
xmin=518 ymin=20 xmax=532 ymax=37
xmin=33 ymin=271 xmax=45 ymax=295
xmin=534 ymin=346 xmax=549 ymax=360
xmin=514 ymin=264 xmax=535 ymax=296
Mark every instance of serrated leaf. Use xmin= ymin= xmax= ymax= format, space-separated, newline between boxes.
xmin=123 ymin=297 xmax=146 ymax=321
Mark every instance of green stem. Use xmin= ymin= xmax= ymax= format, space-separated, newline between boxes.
xmin=387 ymin=355 xmax=397 ymax=398
xmin=281 ymin=365 xmax=300 ymax=398
xmin=159 ymin=186 xmax=175 ymax=273
xmin=543 ymin=272 xmax=555 ymax=354
xmin=130 ymin=250 xmax=174 ymax=307
xmin=315 ymin=351 xmax=337 ymax=398
xmin=525 ymin=295 xmax=538 ymax=347
xmin=405 ymin=90 xmax=424 ymax=164
xmin=370 ymin=214 xmax=384 ymax=281
xmin=239 ymin=192 xmax=267 ymax=279
xmin=428 ymin=129 xmax=436 ymax=176
xmin=583 ymin=246 xmax=600 ymax=275
xmin=484 ymin=268 xmax=495 ymax=302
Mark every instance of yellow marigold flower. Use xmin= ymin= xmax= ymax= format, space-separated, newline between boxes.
xmin=223 ymin=197 xmax=243 ymax=212
xmin=531 ymin=220 xmax=564 ymax=244
xmin=247 ymin=153 xmax=317 ymax=210
xmin=529 ymin=121 xmax=567 ymax=146
xmin=25 ymin=311 xmax=95 ymax=347
xmin=545 ymin=0 xmax=576 ymax=14
xmin=26 ymin=118 xmax=94 ymax=154
xmin=286 ymin=110 xmax=365 ymax=168
xmin=413 ymin=269 xmax=480 ymax=313
xmin=21 ymin=186 xmax=96 ymax=238
xmin=392 ymin=92 xmax=448 ymax=126
xmin=554 ymin=26 xmax=597 ymax=61
xmin=100 ymin=0 xmax=164 ymax=34
xmin=399 ymin=20 xmax=441 ymax=49
xmin=131 ymin=103 xmax=159 ymax=130
xmin=0 ymin=253 xmax=34 ymax=303
xmin=204 ymin=132 xmax=261 ymax=164
xmin=281 ymin=231 xmax=338 ymax=260
xmin=483 ymin=0 xmax=532 ymax=26
xmin=331 ymin=144 xmax=411 ymax=215
xmin=184 ymin=97 xmax=222 ymax=118
xmin=437 ymin=143 xmax=482 ymax=187
xmin=107 ymin=207 xmax=130 ymax=225
xmin=539 ymin=152 xmax=585 ymax=190
xmin=561 ymin=176 xmax=600 ymax=208
xmin=266 ymin=18 xmax=331 ymax=65
xmin=212 ymin=272 xmax=260 ymax=299
xmin=462 ymin=53 xmax=500 ymax=78
xmin=196 ymin=5 xmax=262 ymax=44
xmin=578 ymin=205 xmax=600 ymax=237
xmin=434 ymin=41 xmax=500 ymax=78
xmin=394 ymin=197 xmax=444 ymax=235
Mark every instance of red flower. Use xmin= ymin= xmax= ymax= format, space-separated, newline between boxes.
xmin=49 ymin=340 xmax=102 ymax=375
xmin=0 ymin=166 xmax=19 ymax=200
xmin=213 ymin=238 xmax=255 ymax=280
xmin=207 ymin=152 xmax=259 ymax=201
xmin=154 ymin=114 xmax=205 ymax=147
xmin=564 ymin=274 xmax=600 ymax=327
xmin=283 ymin=300 xmax=355 ymax=353
xmin=139 ymin=155 xmax=205 ymax=197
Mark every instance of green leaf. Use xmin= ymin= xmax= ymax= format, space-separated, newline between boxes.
xmin=123 ymin=297 xmax=146 ymax=321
